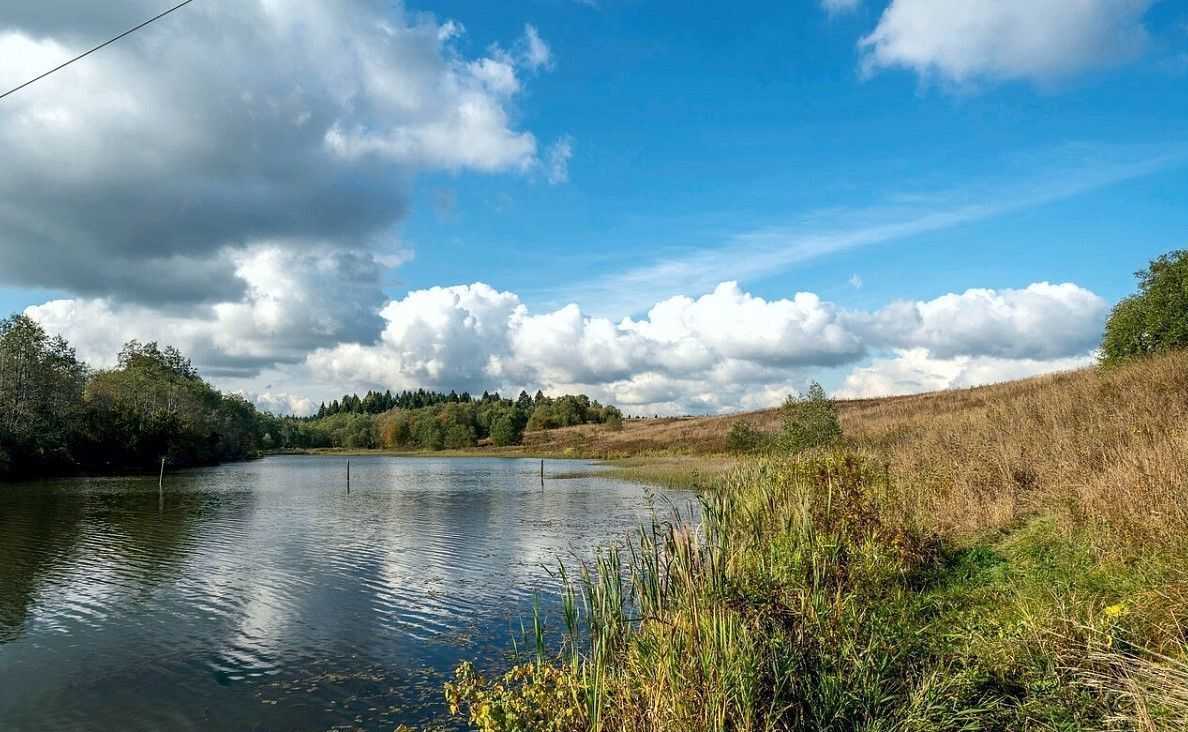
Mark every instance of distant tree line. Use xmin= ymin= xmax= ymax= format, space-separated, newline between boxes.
xmin=1 ymin=312 xmax=625 ymax=479
xmin=312 ymin=389 xmax=476 ymax=418
xmin=302 ymin=389 xmax=623 ymax=450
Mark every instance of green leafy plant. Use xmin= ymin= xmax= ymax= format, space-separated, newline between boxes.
xmin=725 ymin=420 xmax=767 ymax=453
xmin=779 ymin=381 xmax=842 ymax=452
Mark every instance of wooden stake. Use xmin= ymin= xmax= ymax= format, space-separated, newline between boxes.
xmin=540 ymin=458 xmax=544 ymax=486
xmin=158 ymin=457 xmax=165 ymax=507
xmin=347 ymin=459 xmax=351 ymax=493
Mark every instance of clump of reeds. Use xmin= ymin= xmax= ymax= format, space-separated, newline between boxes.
xmin=448 ymin=453 xmax=1188 ymax=731
xmin=447 ymin=453 xmax=950 ymax=730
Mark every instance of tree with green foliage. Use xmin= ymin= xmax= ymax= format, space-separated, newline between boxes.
xmin=117 ymin=339 xmax=197 ymax=378
xmin=1101 ymin=249 xmax=1188 ymax=365
xmin=0 ymin=315 xmax=88 ymax=477
xmin=780 ymin=381 xmax=842 ymax=452
xmin=84 ymin=340 xmax=263 ymax=469
xmin=442 ymin=422 xmax=477 ymax=449
xmin=489 ymin=407 xmax=528 ymax=446
xmin=527 ymin=402 xmax=555 ymax=432
xmin=359 ymin=387 xmax=622 ymax=451
xmin=413 ymin=414 xmax=446 ymax=450
xmin=552 ymin=395 xmax=586 ymax=427
xmin=0 ymin=320 xmax=284 ymax=479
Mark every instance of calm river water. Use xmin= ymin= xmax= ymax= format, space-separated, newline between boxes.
xmin=0 ymin=455 xmax=693 ymax=730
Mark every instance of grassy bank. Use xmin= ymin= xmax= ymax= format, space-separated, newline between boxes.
xmin=556 ymin=455 xmax=741 ymax=490
xmin=290 ymin=443 xmax=738 ymax=490
xmin=444 ymin=351 xmax=1188 ymax=731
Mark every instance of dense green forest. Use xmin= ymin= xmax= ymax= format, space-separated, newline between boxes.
xmin=304 ymin=389 xmax=622 ymax=450
xmin=0 ymin=313 xmax=621 ymax=480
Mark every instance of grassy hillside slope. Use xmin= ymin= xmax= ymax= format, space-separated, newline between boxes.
xmin=445 ymin=351 xmax=1188 ymax=731
xmin=523 ymin=350 xmax=1186 ymax=467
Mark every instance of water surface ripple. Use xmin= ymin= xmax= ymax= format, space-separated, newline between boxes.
xmin=0 ymin=455 xmax=692 ymax=730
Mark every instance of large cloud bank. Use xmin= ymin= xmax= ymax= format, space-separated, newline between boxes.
xmin=0 ymin=0 xmax=549 ymax=342
xmin=29 ymin=280 xmax=1109 ymax=415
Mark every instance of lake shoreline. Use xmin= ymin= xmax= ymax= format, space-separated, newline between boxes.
xmin=272 ymin=448 xmax=733 ymax=490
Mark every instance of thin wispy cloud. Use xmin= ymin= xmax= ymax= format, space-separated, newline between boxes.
xmin=545 ymin=135 xmax=574 ymax=184
xmin=821 ymin=0 xmax=862 ymax=17
xmin=538 ymin=146 xmax=1186 ymax=318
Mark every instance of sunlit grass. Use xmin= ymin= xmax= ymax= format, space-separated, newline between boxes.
xmin=445 ymin=352 xmax=1188 ymax=731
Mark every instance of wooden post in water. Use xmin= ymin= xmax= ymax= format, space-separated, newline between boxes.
xmin=540 ymin=458 xmax=544 ymax=487
xmin=347 ymin=459 xmax=351 ymax=494
xmin=158 ymin=457 xmax=165 ymax=507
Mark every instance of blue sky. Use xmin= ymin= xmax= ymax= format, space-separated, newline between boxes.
xmin=1 ymin=1 xmax=1186 ymax=413
xmin=396 ymin=0 xmax=1188 ymax=312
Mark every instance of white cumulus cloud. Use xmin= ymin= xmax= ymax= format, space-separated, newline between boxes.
xmin=860 ymin=0 xmax=1155 ymax=85
xmin=837 ymin=348 xmax=1096 ymax=398
xmin=289 ymin=280 xmax=1100 ymax=414
xmin=26 ymin=278 xmax=1108 ymax=415
xmin=302 ymin=280 xmax=865 ymax=408
xmin=25 ymin=243 xmax=391 ymax=376
xmin=859 ymin=282 xmax=1109 ymax=360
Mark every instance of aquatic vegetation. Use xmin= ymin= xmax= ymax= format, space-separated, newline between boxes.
xmin=445 ymin=662 xmax=584 ymax=732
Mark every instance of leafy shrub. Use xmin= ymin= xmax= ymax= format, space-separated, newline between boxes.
xmin=604 ymin=410 xmax=624 ymax=432
xmin=725 ymin=420 xmax=766 ymax=452
xmin=442 ymin=422 xmax=477 ymax=449
xmin=444 ymin=661 xmax=582 ymax=732
xmin=489 ymin=410 xmax=525 ymax=446
xmin=780 ymin=381 xmax=842 ymax=452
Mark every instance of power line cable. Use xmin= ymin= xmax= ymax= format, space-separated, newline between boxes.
xmin=0 ymin=0 xmax=199 ymax=102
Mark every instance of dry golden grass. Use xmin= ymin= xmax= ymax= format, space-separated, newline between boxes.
xmin=841 ymin=350 xmax=1188 ymax=544
xmin=510 ymin=351 xmax=1188 ymax=546
xmin=513 ymin=412 xmax=764 ymax=457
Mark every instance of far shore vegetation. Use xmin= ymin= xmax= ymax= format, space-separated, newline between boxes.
xmin=0 ymin=331 xmax=278 ymax=480
xmin=0 ymin=315 xmax=623 ymax=481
